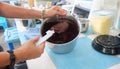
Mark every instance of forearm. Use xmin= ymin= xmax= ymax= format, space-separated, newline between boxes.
xmin=0 ymin=52 xmax=10 ymax=66
xmin=0 ymin=2 xmax=42 ymax=19
xmin=0 ymin=49 xmax=26 ymax=67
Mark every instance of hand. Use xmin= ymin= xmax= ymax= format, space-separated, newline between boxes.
xmin=14 ymin=37 xmax=45 ymax=62
xmin=44 ymin=6 xmax=67 ymax=18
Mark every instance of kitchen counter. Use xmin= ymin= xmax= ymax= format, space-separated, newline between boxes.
xmin=15 ymin=19 xmax=120 ymax=69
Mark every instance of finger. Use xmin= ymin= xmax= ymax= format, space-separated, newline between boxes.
xmin=51 ymin=6 xmax=67 ymax=15
xmin=38 ymin=42 xmax=45 ymax=52
xmin=62 ymin=9 xmax=67 ymax=14
xmin=39 ymin=42 xmax=45 ymax=49
xmin=32 ymin=36 xmax=40 ymax=43
xmin=52 ymin=6 xmax=61 ymax=10
xmin=57 ymin=11 xmax=65 ymax=15
xmin=57 ymin=9 xmax=67 ymax=15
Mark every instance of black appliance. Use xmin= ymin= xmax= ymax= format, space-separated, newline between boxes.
xmin=92 ymin=35 xmax=120 ymax=55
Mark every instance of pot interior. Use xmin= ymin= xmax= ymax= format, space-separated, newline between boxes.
xmin=41 ymin=15 xmax=79 ymax=44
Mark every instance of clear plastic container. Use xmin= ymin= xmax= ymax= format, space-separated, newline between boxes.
xmin=91 ymin=10 xmax=114 ymax=35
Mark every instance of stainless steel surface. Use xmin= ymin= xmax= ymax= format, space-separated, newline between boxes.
xmin=78 ymin=18 xmax=89 ymax=33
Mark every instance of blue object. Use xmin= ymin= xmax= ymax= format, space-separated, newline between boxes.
xmin=24 ymin=28 xmax=40 ymax=40
xmin=47 ymin=37 xmax=78 ymax=54
xmin=4 ymin=27 xmax=19 ymax=50
xmin=0 ymin=16 xmax=8 ymax=30
xmin=46 ymin=37 xmax=120 ymax=69
xmin=8 ymin=43 xmax=14 ymax=51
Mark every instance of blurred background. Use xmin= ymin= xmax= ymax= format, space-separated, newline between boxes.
xmin=0 ymin=0 xmax=93 ymax=51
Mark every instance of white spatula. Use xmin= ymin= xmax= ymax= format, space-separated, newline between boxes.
xmin=36 ymin=30 xmax=55 ymax=46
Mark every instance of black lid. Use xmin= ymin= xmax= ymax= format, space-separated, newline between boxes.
xmin=92 ymin=35 xmax=120 ymax=55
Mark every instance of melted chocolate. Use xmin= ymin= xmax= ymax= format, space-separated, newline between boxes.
xmin=50 ymin=21 xmax=69 ymax=33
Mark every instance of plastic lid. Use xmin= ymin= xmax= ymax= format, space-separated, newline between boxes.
xmin=96 ymin=35 xmax=120 ymax=48
xmin=93 ymin=10 xmax=114 ymax=16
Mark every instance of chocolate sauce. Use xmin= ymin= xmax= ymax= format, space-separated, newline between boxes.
xmin=41 ymin=16 xmax=79 ymax=44
xmin=50 ymin=21 xmax=69 ymax=33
